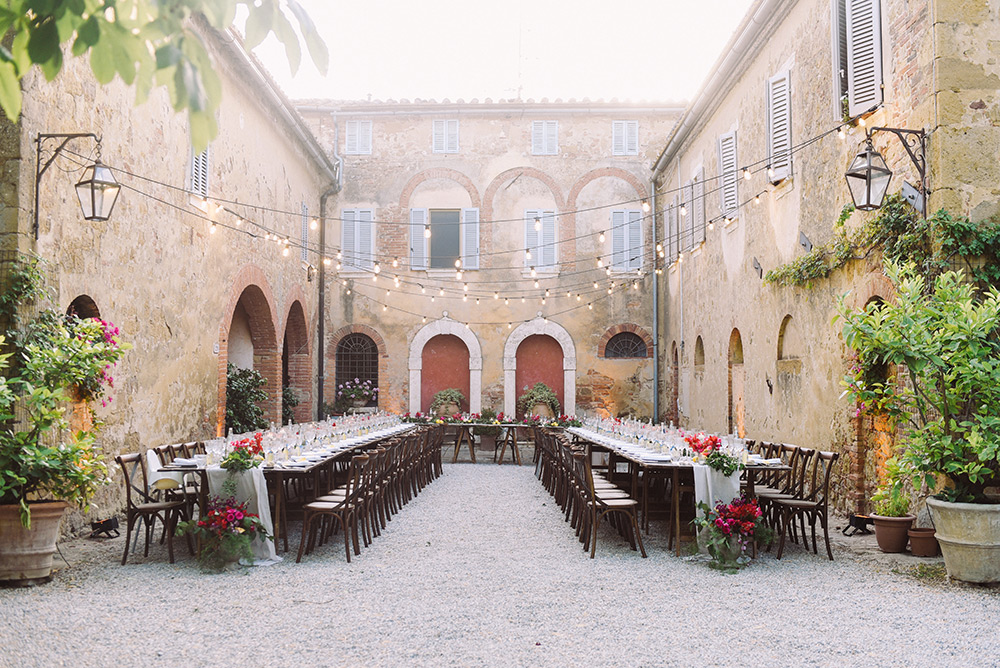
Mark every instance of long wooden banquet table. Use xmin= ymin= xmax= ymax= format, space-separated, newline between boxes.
xmin=565 ymin=426 xmax=790 ymax=556
xmin=161 ymin=423 xmax=416 ymax=553
xmin=450 ymin=422 xmax=523 ymax=464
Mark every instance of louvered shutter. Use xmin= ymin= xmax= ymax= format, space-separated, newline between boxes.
xmin=357 ymin=209 xmax=373 ymax=268
xmin=191 ymin=147 xmax=209 ymax=198
xmin=447 ymin=120 xmax=459 ymax=153
xmin=626 ymin=121 xmax=638 ymax=155
xmin=360 ymin=121 xmax=372 ymax=154
xmin=541 ymin=211 xmax=556 ymax=268
xmin=525 ymin=209 xmax=540 ymax=265
xmin=432 ymin=120 xmax=446 ymax=153
xmin=682 ymin=182 xmax=694 ymax=250
xmin=301 ymin=203 xmax=309 ymax=261
xmin=627 ymin=210 xmax=642 ymax=269
xmin=835 ymin=0 xmax=849 ymax=99
xmin=346 ymin=122 xmax=358 ymax=154
xmin=718 ymin=132 xmax=738 ymax=217
xmin=612 ymin=121 xmax=626 ymax=155
xmin=545 ymin=121 xmax=558 ymax=154
xmin=846 ymin=0 xmax=882 ymax=116
xmin=342 ymin=210 xmax=357 ymax=268
xmin=611 ymin=210 xmax=626 ymax=270
xmin=409 ymin=208 xmax=427 ymax=269
xmin=693 ymin=168 xmax=706 ymax=245
xmin=462 ymin=208 xmax=479 ymax=269
xmin=767 ymin=70 xmax=792 ymax=182
xmin=668 ymin=195 xmax=679 ymax=261
xmin=531 ymin=122 xmax=544 ymax=154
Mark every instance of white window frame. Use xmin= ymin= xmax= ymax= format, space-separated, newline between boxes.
xmin=611 ymin=209 xmax=642 ymax=272
xmin=524 ymin=210 xmax=557 ymax=270
xmin=432 ymin=119 xmax=459 ymax=153
xmin=612 ymin=121 xmax=639 ymax=156
xmin=345 ymin=120 xmax=372 ymax=155
xmin=409 ymin=208 xmax=480 ymax=271
xmin=341 ymin=208 xmax=374 ymax=271
xmin=718 ymin=131 xmax=739 ymax=220
xmin=189 ymin=146 xmax=210 ymax=199
xmin=766 ymin=69 xmax=792 ymax=183
xmin=531 ymin=120 xmax=559 ymax=155
xmin=845 ymin=0 xmax=883 ymax=117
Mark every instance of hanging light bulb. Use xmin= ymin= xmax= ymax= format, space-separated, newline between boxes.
xmin=323 ymin=257 xmax=331 ymax=266
xmin=336 ymin=262 xmax=342 ymax=270
xmin=588 ymin=303 xmax=593 ymax=310
xmin=476 ymin=298 xmax=480 ymax=305
xmin=754 ymin=194 xmax=761 ymax=205
xmin=282 ymin=246 xmax=290 ymax=257
xmin=607 ymin=287 xmax=613 ymax=294
xmin=508 ymin=322 xmax=512 ymax=329
xmin=858 ymin=116 xmax=866 ymax=127
xmin=463 ymin=283 xmax=469 ymax=292
xmin=530 ymin=266 xmax=536 ymax=278
xmin=838 ymin=126 xmax=846 ymax=140
xmin=494 ymin=292 xmax=499 ymax=300
xmin=455 ymin=258 xmax=462 ymax=269
xmin=422 ymin=316 xmax=427 ymax=323
xmin=463 ymin=295 xmax=468 ymax=302
xmin=431 ymin=296 xmax=436 ymax=302
xmin=383 ymin=304 xmax=388 ymax=311
xmin=392 ymin=257 xmax=399 ymax=268
xmin=310 ymin=217 xmax=318 ymax=230
xmin=210 ymin=222 xmax=217 ymax=234
xmin=533 ymin=280 xmax=540 ymax=289
xmin=456 ymin=270 xmax=463 ymax=280
xmin=534 ymin=216 xmax=542 ymax=232
xmin=374 ymin=262 xmax=381 ymax=274
xmin=566 ymin=291 xmax=571 ymax=298
xmin=597 ymin=257 xmax=603 ymax=268
xmin=642 ymin=199 xmax=651 ymax=213
xmin=341 ymin=279 xmax=348 ymax=286
xmin=633 ymin=281 xmax=638 ymax=290
xmin=708 ymin=220 xmax=715 ymax=231
xmin=605 ymin=267 xmax=612 ymax=277
xmin=385 ymin=289 xmax=391 ymax=297
xmin=504 ymin=298 xmax=509 ymax=305
xmin=521 ymin=296 xmax=526 ymax=303
xmin=424 ymin=224 xmax=431 ymax=238
xmin=576 ymin=294 xmax=581 ymax=301
xmin=346 ymin=289 xmax=351 ymax=294
xmin=526 ymin=248 xmax=532 ymax=260
xmin=371 ymin=274 xmax=377 ymax=282
xmin=743 ymin=167 xmax=752 ymax=180
xmin=599 ymin=232 xmax=606 ymax=243
xmin=439 ymin=288 xmax=445 ymax=296
xmin=544 ymin=289 xmax=550 ymax=297
xmin=541 ymin=297 xmax=546 ymax=305
xmin=680 ymin=203 xmax=688 ymax=216
xmin=767 ymin=165 xmax=775 ymax=179
xmin=593 ymin=281 xmax=599 ymax=289
xmin=337 ymin=251 xmax=343 ymax=260
xmin=656 ymin=243 xmax=662 ymax=253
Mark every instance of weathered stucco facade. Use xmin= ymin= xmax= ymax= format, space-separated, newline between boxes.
xmin=1 ymin=26 xmax=337 ymax=529
xmin=298 ymin=101 xmax=681 ymax=420
xmin=652 ymin=0 xmax=1000 ymax=513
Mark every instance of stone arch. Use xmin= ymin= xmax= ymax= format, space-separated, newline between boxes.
xmin=566 ymin=167 xmax=648 ymax=211
xmin=328 ymin=323 xmax=390 ymax=411
xmin=218 ymin=265 xmax=280 ymax=435
xmin=728 ymin=328 xmax=745 ymax=436
xmin=408 ymin=318 xmax=483 ymax=413
xmin=398 ymin=167 xmax=481 ymax=210
xmin=597 ymin=323 xmax=653 ymax=358
xmin=776 ymin=314 xmax=804 ymax=360
xmin=503 ymin=317 xmax=576 ymax=416
xmin=67 ymin=294 xmax=100 ymax=319
xmin=481 ymin=167 xmax=567 ymax=220
xmin=280 ymin=298 xmax=311 ymax=423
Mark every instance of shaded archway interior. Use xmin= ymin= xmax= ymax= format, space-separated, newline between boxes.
xmin=226 ymin=285 xmax=280 ymax=425
xmin=67 ymin=294 xmax=100 ymax=320
xmin=728 ymin=328 xmax=745 ymax=437
xmin=282 ymin=300 xmax=311 ymax=423
xmin=421 ymin=334 xmax=470 ymax=412
xmin=515 ymin=334 xmax=564 ymax=412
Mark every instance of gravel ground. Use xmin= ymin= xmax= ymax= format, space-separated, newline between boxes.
xmin=1 ymin=459 xmax=998 ymax=668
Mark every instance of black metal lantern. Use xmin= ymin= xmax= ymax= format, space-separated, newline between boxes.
xmin=845 ymin=139 xmax=892 ymax=211
xmin=75 ymin=159 xmax=121 ymax=221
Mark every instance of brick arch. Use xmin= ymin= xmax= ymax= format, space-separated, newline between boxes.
xmin=481 ymin=167 xmax=567 ymax=221
xmin=852 ymin=271 xmax=896 ymax=310
xmin=326 ymin=323 xmax=393 ymax=412
xmin=566 ymin=167 xmax=648 ymax=211
xmin=280 ymin=297 xmax=312 ymax=423
xmin=217 ymin=265 xmax=280 ymax=435
xmin=597 ymin=323 xmax=654 ymax=358
xmin=398 ymin=167 xmax=481 ymax=210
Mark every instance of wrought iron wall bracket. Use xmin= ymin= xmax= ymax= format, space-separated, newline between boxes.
xmin=33 ymin=132 xmax=100 ymax=239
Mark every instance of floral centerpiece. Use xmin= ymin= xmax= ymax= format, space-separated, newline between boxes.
xmin=692 ymin=497 xmax=772 ymax=571
xmin=336 ymin=378 xmax=378 ymax=409
xmin=684 ymin=432 xmax=741 ymax=476
xmin=220 ymin=433 xmax=264 ymax=473
xmin=176 ymin=495 xmax=270 ymax=571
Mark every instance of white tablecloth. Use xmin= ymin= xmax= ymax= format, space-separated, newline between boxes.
xmin=692 ymin=464 xmax=741 ymax=512
xmin=206 ymin=467 xmax=281 ymax=565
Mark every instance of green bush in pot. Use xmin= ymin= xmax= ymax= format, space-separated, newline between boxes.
xmin=430 ymin=388 xmax=465 ymax=415
xmin=516 ymin=382 xmax=560 ymax=417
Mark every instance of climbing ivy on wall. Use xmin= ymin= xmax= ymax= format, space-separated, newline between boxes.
xmin=764 ymin=194 xmax=1000 ymax=291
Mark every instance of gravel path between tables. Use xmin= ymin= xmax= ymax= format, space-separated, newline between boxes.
xmin=2 ymin=461 xmax=998 ymax=668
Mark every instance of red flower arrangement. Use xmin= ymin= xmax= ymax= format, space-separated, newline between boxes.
xmin=177 ymin=495 xmax=271 ymax=570
xmin=692 ymin=497 xmax=773 ymax=571
xmin=221 ymin=432 xmax=264 ymax=473
xmin=684 ymin=432 xmax=722 ymax=455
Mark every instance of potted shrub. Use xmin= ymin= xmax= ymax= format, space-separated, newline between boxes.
xmin=335 ymin=378 xmax=378 ymax=411
xmin=473 ymin=408 xmax=501 ymax=450
xmin=430 ymin=388 xmax=465 ymax=416
xmin=516 ymin=382 xmax=560 ymax=418
xmin=225 ymin=363 xmax=268 ymax=434
xmin=0 ymin=256 xmax=129 ymax=584
xmin=839 ymin=261 xmax=1000 ymax=582
xmin=868 ymin=461 xmax=915 ymax=553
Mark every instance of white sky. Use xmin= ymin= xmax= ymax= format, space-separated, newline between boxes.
xmin=253 ymin=0 xmax=755 ymax=102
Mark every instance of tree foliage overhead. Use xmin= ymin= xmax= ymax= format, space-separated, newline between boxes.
xmin=0 ymin=0 xmax=329 ymax=150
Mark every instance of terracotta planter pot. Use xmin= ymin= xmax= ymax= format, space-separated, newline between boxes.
xmin=435 ymin=402 xmax=460 ymax=416
xmin=0 ymin=501 xmax=68 ymax=585
xmin=532 ymin=402 xmax=554 ymax=418
xmin=478 ymin=434 xmax=497 ymax=451
xmin=350 ymin=398 xmax=367 ymax=408
xmin=907 ymin=527 xmax=940 ymax=558
xmin=927 ymin=498 xmax=1000 ymax=584
xmin=870 ymin=514 xmax=915 ymax=553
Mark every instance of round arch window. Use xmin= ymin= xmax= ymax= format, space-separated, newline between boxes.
xmin=605 ymin=332 xmax=647 ymax=359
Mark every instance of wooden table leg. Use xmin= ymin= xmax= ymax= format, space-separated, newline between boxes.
xmin=673 ymin=468 xmax=681 ymax=557
xmin=451 ymin=428 xmax=462 ymax=463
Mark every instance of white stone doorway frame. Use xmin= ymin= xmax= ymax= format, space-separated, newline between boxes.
xmin=503 ymin=317 xmax=576 ymax=417
xmin=408 ymin=317 xmax=483 ymax=414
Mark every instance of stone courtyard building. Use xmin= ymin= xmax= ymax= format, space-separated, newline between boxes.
xmin=651 ymin=0 xmax=1000 ymax=513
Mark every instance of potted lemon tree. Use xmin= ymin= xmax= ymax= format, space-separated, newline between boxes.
xmin=0 ymin=257 xmax=129 ymax=584
xmin=839 ymin=261 xmax=1000 ymax=582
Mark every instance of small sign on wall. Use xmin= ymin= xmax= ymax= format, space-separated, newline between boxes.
xmin=213 ymin=342 xmax=219 ymax=355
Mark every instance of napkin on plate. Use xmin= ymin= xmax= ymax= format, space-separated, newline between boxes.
xmin=171 ymin=457 xmax=198 ymax=467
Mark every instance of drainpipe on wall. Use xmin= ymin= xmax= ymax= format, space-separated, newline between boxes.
xmin=316 ymin=115 xmax=344 ymax=419
xmin=650 ymin=179 xmax=660 ymax=422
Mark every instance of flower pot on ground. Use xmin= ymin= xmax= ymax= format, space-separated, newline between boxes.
xmin=516 ymin=382 xmax=560 ymax=419
xmin=927 ymin=497 xmax=1000 ymax=583
xmin=870 ymin=514 xmax=916 ymax=553
xmin=907 ymin=527 xmax=940 ymax=557
xmin=868 ymin=460 xmax=914 ymax=553
xmin=429 ymin=388 xmax=465 ymax=416
xmin=0 ymin=501 xmax=67 ymax=585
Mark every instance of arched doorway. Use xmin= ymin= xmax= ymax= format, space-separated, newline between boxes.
xmin=281 ymin=300 xmax=310 ymax=424
xmin=67 ymin=294 xmax=100 ymax=320
xmin=503 ymin=318 xmax=576 ymax=416
xmin=408 ymin=318 xmax=482 ymax=414
xmin=335 ymin=332 xmax=379 ymax=408
xmin=421 ymin=335 xmax=470 ymax=412
xmin=65 ymin=295 xmax=102 ymax=433
xmin=515 ymin=335 xmax=565 ymax=413
xmin=220 ymin=282 xmax=280 ymax=433
xmin=728 ymin=329 xmax=745 ymax=437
